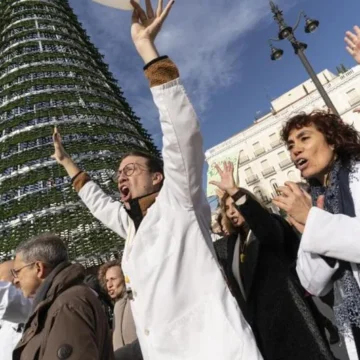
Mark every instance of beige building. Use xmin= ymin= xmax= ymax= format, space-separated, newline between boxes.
xmin=206 ymin=65 xmax=360 ymax=211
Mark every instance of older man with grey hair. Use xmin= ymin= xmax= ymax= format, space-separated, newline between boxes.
xmin=0 ymin=260 xmax=32 ymax=360
xmin=12 ymin=233 xmax=114 ymax=360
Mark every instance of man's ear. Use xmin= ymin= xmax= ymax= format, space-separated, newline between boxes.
xmin=152 ymin=172 xmax=164 ymax=187
xmin=36 ymin=262 xmax=48 ymax=280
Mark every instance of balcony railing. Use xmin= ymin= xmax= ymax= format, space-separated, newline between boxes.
xmin=245 ymin=174 xmax=259 ymax=185
xmin=262 ymin=166 xmax=276 ymax=178
xmin=254 ymin=147 xmax=265 ymax=157
xmin=349 ymin=95 xmax=360 ymax=106
xmin=270 ymin=138 xmax=283 ymax=149
xmin=239 ymin=155 xmax=249 ymax=165
xmin=279 ymin=158 xmax=293 ymax=169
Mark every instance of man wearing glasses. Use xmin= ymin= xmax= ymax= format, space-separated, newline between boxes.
xmin=12 ymin=233 xmax=114 ymax=360
xmin=51 ymin=0 xmax=262 ymax=358
xmin=0 ymin=260 xmax=32 ymax=360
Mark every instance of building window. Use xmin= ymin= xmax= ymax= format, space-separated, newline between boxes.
xmin=347 ymin=88 xmax=357 ymax=100
xmin=253 ymin=186 xmax=263 ymax=199
xmin=253 ymin=142 xmax=261 ymax=150
xmin=347 ymin=88 xmax=360 ymax=106
xmin=269 ymin=133 xmax=277 ymax=141
xmin=278 ymin=151 xmax=287 ymax=160
xmin=261 ymin=159 xmax=269 ymax=169
xmin=270 ymin=179 xmax=279 ymax=195
xmin=245 ymin=167 xmax=253 ymax=177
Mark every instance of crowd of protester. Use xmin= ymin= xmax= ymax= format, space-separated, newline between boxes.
xmin=2 ymin=1 xmax=360 ymax=359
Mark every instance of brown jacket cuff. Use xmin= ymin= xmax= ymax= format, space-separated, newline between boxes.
xmin=144 ymin=57 xmax=179 ymax=87
xmin=72 ymin=172 xmax=91 ymax=193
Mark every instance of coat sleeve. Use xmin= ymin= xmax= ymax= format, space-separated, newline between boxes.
xmin=41 ymin=303 xmax=110 ymax=360
xmin=299 ymin=163 xmax=360 ymax=264
xmin=300 ymin=207 xmax=360 ymax=263
xmin=0 ymin=281 xmax=32 ymax=323
xmin=296 ymin=248 xmax=339 ymax=296
xmin=78 ymin=181 xmax=128 ymax=239
xmin=235 ymin=194 xmax=290 ymax=246
xmin=147 ymin=58 xmax=208 ymax=211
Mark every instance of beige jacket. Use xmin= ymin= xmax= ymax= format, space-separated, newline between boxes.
xmin=113 ymin=293 xmax=137 ymax=351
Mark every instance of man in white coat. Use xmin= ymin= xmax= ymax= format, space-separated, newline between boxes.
xmin=51 ymin=0 xmax=262 ymax=359
xmin=0 ymin=261 xmax=32 ymax=360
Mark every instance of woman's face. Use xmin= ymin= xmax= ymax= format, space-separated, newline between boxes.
xmin=225 ymin=197 xmax=245 ymax=228
xmin=287 ymin=124 xmax=335 ymax=182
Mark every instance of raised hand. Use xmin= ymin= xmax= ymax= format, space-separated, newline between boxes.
xmin=51 ymin=127 xmax=70 ymax=164
xmin=51 ymin=127 xmax=82 ymax=178
xmin=130 ymin=0 xmax=174 ymax=63
xmin=209 ymin=161 xmax=239 ymax=196
xmin=345 ymin=26 xmax=360 ymax=64
xmin=286 ymin=195 xmax=324 ymax=234
xmin=272 ymin=181 xmax=313 ymax=226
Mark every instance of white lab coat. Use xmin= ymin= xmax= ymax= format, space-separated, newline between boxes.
xmin=0 ymin=281 xmax=32 ymax=360
xmin=296 ymin=162 xmax=360 ymax=360
xmin=79 ymin=78 xmax=262 ymax=359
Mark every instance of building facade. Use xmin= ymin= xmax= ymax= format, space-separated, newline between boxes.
xmin=0 ymin=0 xmax=159 ymax=264
xmin=206 ymin=65 xmax=360 ymax=211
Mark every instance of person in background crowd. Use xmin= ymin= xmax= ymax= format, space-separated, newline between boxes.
xmin=0 ymin=260 xmax=32 ymax=360
xmin=84 ymin=274 xmax=114 ymax=329
xmin=273 ymin=28 xmax=360 ymax=358
xmin=98 ymin=260 xmax=137 ymax=350
xmin=211 ymin=162 xmax=335 ymax=360
xmin=51 ymin=0 xmax=263 ymax=358
xmin=12 ymin=233 xmax=114 ymax=360
xmin=210 ymin=213 xmax=224 ymax=241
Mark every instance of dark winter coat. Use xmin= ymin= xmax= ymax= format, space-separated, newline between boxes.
xmin=214 ymin=194 xmax=334 ymax=360
xmin=13 ymin=262 xmax=114 ymax=360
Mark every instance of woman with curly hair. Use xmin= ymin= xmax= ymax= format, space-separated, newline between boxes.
xmin=211 ymin=162 xmax=335 ymax=360
xmin=273 ymin=41 xmax=360 ymax=357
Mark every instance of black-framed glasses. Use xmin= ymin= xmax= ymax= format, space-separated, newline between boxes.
xmin=10 ymin=262 xmax=36 ymax=278
xmin=112 ymin=163 xmax=148 ymax=183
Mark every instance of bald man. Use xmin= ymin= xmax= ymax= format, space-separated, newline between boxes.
xmin=0 ymin=260 xmax=32 ymax=360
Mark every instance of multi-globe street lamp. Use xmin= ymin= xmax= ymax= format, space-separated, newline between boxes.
xmin=268 ymin=1 xmax=339 ymax=116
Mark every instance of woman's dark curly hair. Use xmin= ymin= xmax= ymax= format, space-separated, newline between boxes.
xmin=281 ymin=111 xmax=360 ymax=165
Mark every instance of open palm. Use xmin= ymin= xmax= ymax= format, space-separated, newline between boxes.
xmin=131 ymin=0 xmax=174 ymax=46
xmin=210 ymin=161 xmax=237 ymax=194
xmin=345 ymin=26 xmax=360 ymax=64
xmin=51 ymin=127 xmax=69 ymax=164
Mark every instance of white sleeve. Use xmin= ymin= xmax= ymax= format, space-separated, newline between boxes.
xmin=78 ymin=181 xmax=128 ymax=239
xmin=301 ymin=165 xmax=360 ymax=263
xmin=151 ymin=79 xmax=208 ymax=211
xmin=301 ymin=207 xmax=360 ymax=263
xmin=0 ymin=281 xmax=32 ymax=323
xmin=296 ymin=249 xmax=339 ymax=296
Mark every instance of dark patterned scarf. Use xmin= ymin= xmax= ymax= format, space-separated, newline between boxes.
xmin=310 ymin=159 xmax=360 ymax=338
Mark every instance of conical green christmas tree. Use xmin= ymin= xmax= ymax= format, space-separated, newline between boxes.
xmin=0 ymin=0 xmax=159 ymax=266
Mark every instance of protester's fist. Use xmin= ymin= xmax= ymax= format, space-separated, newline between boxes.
xmin=51 ymin=127 xmax=70 ymax=164
xmin=345 ymin=26 xmax=360 ymax=64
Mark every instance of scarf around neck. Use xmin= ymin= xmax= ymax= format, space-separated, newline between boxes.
xmin=310 ymin=159 xmax=360 ymax=338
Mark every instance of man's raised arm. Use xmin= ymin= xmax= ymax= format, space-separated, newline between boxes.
xmin=51 ymin=129 xmax=127 ymax=238
xmin=131 ymin=0 xmax=206 ymax=210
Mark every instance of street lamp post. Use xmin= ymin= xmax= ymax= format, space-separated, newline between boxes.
xmin=268 ymin=1 xmax=339 ymax=116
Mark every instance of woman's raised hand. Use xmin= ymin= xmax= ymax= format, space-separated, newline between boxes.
xmin=209 ymin=161 xmax=239 ymax=196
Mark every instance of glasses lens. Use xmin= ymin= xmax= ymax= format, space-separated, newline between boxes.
xmin=124 ymin=164 xmax=136 ymax=177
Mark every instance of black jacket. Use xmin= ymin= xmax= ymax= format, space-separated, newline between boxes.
xmin=214 ymin=194 xmax=334 ymax=360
